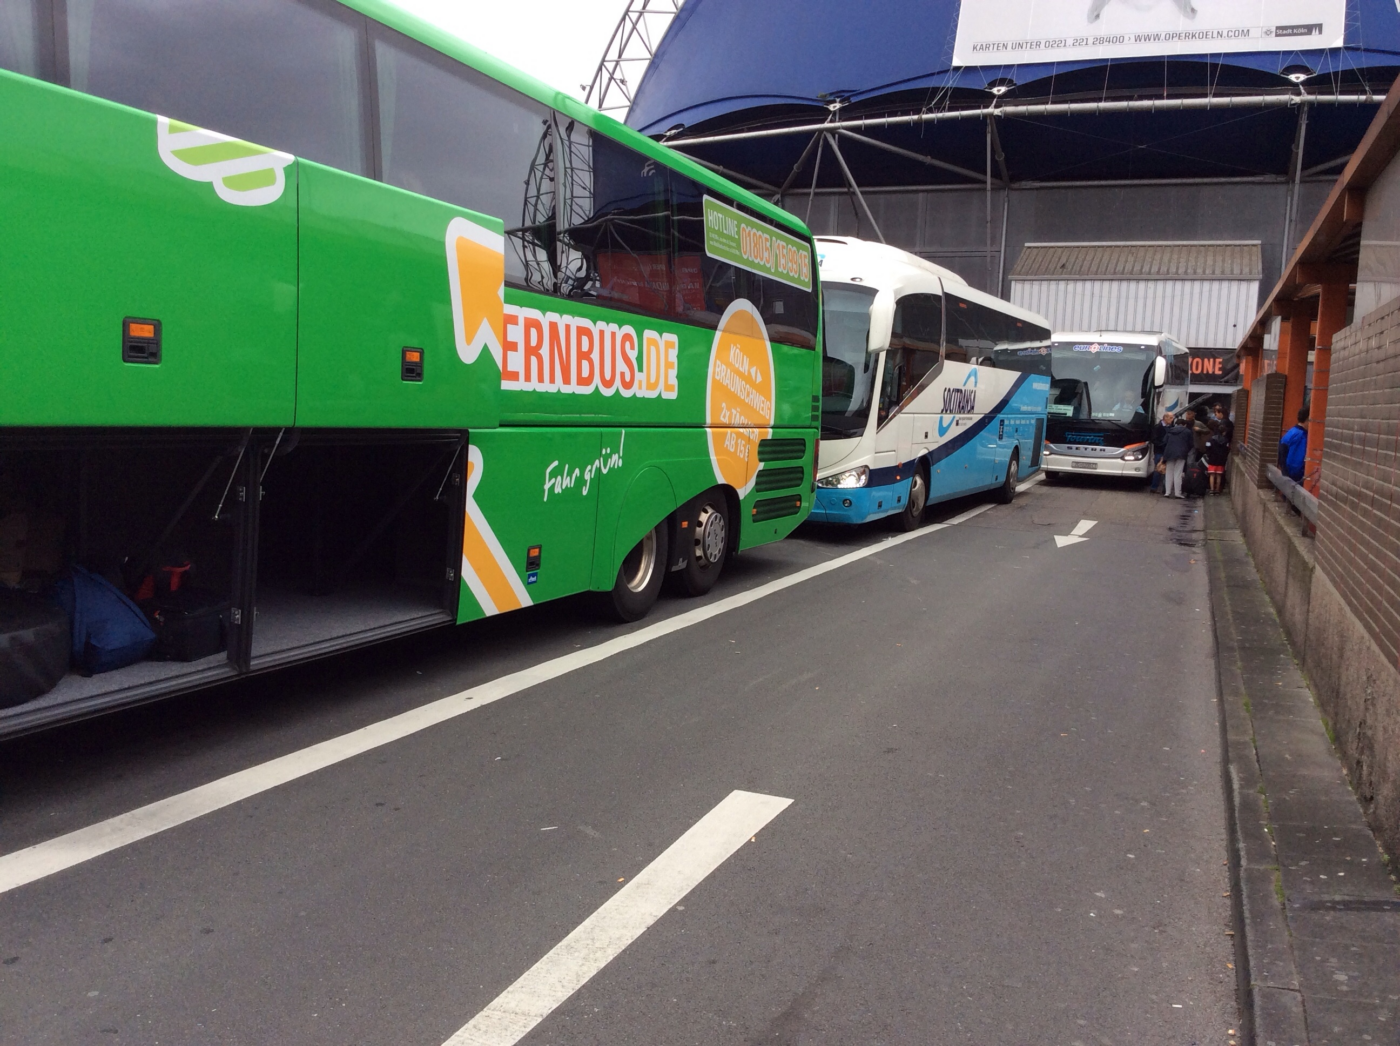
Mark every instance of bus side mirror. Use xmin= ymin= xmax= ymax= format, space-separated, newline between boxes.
xmin=1153 ymin=356 xmax=1167 ymax=388
xmin=867 ymin=289 xmax=894 ymax=353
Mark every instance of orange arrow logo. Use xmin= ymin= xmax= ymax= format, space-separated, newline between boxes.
xmin=446 ymin=216 xmax=505 ymax=368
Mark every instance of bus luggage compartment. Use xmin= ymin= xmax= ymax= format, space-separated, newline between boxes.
xmin=0 ymin=429 xmax=464 ymax=737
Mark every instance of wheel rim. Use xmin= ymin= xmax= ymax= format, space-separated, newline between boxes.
xmin=621 ymin=529 xmax=657 ymax=593
xmin=908 ymin=471 xmax=927 ymax=516
xmin=1007 ymin=456 xmax=1018 ymax=490
xmin=694 ymin=505 xmax=726 ymax=565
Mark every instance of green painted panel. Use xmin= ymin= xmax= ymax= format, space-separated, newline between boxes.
xmin=296 ymin=162 xmax=502 ymax=429
xmin=456 ymin=427 xmax=601 ymax=622
xmin=0 ymin=71 xmax=296 ymax=426
xmin=499 ymin=289 xmax=817 ymax=430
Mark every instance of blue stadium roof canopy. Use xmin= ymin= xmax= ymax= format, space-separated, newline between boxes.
xmin=627 ymin=0 xmax=1399 ymax=186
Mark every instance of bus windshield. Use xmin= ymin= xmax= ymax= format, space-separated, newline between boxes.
xmin=820 ymin=283 xmax=879 ymax=438
xmin=996 ymin=341 xmax=1157 ymax=426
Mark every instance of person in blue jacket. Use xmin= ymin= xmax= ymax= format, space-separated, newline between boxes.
xmin=1278 ymin=406 xmax=1309 ymax=482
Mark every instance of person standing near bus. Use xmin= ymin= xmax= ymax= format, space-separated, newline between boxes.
xmin=1161 ymin=415 xmax=1193 ymax=498
xmin=1204 ymin=419 xmax=1230 ymax=494
xmin=1150 ymin=411 xmax=1174 ymax=492
xmin=1212 ymin=402 xmax=1234 ymax=447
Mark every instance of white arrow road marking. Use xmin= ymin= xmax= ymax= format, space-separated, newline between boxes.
xmin=1054 ymin=519 xmax=1097 ymax=548
xmin=442 ymin=790 xmax=792 ymax=1046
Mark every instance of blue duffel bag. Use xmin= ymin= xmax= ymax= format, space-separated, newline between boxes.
xmin=53 ymin=566 xmax=155 ymax=675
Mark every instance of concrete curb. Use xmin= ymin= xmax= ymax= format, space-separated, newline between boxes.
xmin=1206 ymin=500 xmax=1309 ymax=1046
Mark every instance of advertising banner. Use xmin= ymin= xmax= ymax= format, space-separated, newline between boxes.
xmin=952 ymin=0 xmax=1346 ymax=66
xmin=703 ymin=196 xmax=813 ymax=293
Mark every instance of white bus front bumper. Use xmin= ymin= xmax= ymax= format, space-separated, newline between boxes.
xmin=1043 ymin=448 xmax=1152 ymax=478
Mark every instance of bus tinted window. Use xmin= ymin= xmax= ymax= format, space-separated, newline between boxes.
xmin=891 ymin=294 xmax=941 ymax=353
xmin=947 ymin=295 xmax=1050 ymax=363
xmin=374 ymin=29 xmax=549 ymax=285
xmin=555 ymin=129 xmax=674 ymax=313
xmin=67 ymin=0 xmax=367 ymax=174
xmin=0 ymin=0 xmax=39 ymax=77
xmin=670 ymin=173 xmax=818 ymax=347
xmin=944 ymin=296 xmax=988 ymax=362
xmin=883 ymin=293 xmax=942 ymax=419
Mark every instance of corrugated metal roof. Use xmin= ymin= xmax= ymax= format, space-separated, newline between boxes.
xmin=1010 ymin=242 xmax=1263 ymax=281
xmin=1009 ymin=277 xmax=1258 ymax=349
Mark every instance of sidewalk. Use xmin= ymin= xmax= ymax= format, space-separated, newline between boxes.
xmin=1206 ymin=495 xmax=1400 ymax=1046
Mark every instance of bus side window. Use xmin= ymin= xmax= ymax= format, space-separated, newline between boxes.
xmin=0 ymin=0 xmax=41 ymax=78
xmin=944 ymin=297 xmax=978 ymax=363
xmin=890 ymin=294 xmax=941 ymax=400
xmin=554 ymin=131 xmax=674 ymax=314
xmin=373 ymin=28 xmax=550 ymax=287
xmin=66 ymin=0 xmax=370 ymax=176
xmin=669 ymin=173 xmax=819 ymax=348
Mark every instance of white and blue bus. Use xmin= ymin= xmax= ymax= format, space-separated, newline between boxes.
xmin=992 ymin=331 xmax=1191 ymax=484
xmin=811 ymin=238 xmax=1052 ymax=528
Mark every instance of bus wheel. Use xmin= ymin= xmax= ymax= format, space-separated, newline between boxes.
xmin=893 ymin=464 xmax=928 ymax=531
xmin=676 ymin=496 xmax=730 ymax=596
xmin=609 ymin=523 xmax=669 ymax=622
xmin=996 ymin=452 xmax=1019 ymax=504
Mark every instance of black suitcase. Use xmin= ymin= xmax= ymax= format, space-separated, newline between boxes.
xmin=147 ymin=591 xmax=229 ymax=662
xmin=1184 ymin=459 xmax=1208 ymax=497
xmin=0 ymin=589 xmax=71 ymax=707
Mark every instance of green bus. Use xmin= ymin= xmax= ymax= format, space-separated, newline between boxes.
xmin=0 ymin=0 xmax=821 ymax=733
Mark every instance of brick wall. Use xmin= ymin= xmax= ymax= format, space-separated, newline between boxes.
xmin=1316 ymin=294 xmax=1400 ymax=670
xmin=1240 ymin=373 xmax=1286 ymax=488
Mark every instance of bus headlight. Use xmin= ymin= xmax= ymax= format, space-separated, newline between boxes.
xmin=1122 ymin=443 xmax=1148 ymax=461
xmin=817 ymin=465 xmax=870 ymax=489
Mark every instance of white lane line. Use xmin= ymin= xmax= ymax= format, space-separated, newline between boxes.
xmin=943 ymin=502 xmax=994 ymax=525
xmin=0 ymin=488 xmax=1035 ymax=897
xmin=442 ymin=790 xmax=791 ymax=1046
xmin=1016 ymin=472 xmax=1046 ymax=493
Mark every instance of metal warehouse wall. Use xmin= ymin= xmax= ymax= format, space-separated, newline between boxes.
xmin=787 ymin=178 xmax=1333 ymax=304
xmin=1008 ymin=278 xmax=1259 ymax=348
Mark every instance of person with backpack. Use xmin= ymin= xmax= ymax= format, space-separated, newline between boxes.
xmin=1160 ymin=414 xmax=1194 ymax=498
xmin=1278 ymin=406 xmax=1309 ymax=483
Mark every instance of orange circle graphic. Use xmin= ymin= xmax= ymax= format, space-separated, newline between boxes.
xmin=707 ymin=301 xmax=775 ymax=495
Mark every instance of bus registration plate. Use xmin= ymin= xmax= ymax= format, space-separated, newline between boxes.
xmin=1071 ymin=461 xmax=1098 ymax=470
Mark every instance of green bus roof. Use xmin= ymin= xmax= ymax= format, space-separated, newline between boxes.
xmin=338 ymin=0 xmax=810 ymax=239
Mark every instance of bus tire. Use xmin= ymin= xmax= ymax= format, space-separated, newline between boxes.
xmin=893 ymin=463 xmax=928 ymax=531
xmin=996 ymin=451 xmax=1019 ymax=504
xmin=1043 ymin=468 xmax=1062 ymax=485
xmin=674 ymin=495 xmax=730 ymax=596
xmin=608 ymin=522 xmax=669 ymax=622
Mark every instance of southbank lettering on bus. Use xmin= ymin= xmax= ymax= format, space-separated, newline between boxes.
xmin=702 ymin=196 xmax=813 ymax=293
xmin=942 ymin=387 xmax=977 ymax=413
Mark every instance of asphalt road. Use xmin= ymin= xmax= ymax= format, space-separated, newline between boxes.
xmin=0 ymin=476 xmax=1237 ymax=1046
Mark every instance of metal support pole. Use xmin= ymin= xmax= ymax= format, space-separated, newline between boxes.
xmin=834 ymin=129 xmax=985 ymax=183
xmin=805 ymin=134 xmax=825 ymax=226
xmin=826 ymin=133 xmax=884 ymax=243
xmin=997 ymin=186 xmax=1010 ymax=296
xmin=773 ymin=132 xmax=824 ymax=203
xmin=1280 ymin=103 xmax=1310 ymax=271
xmin=669 ymin=92 xmax=1382 ymax=149
xmin=986 ymin=118 xmax=993 ymax=291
